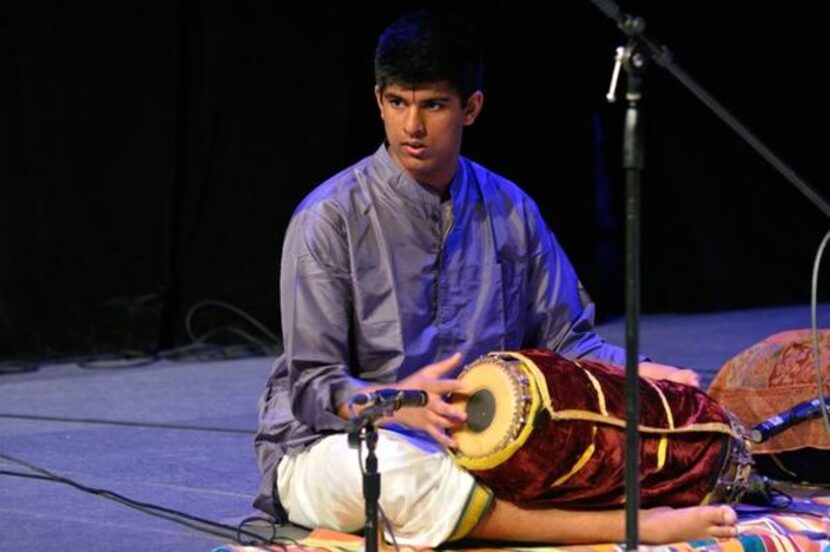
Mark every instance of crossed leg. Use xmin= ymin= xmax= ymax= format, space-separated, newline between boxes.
xmin=470 ymin=498 xmax=738 ymax=545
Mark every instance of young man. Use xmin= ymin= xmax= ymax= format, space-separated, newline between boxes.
xmin=254 ymin=11 xmax=735 ymax=547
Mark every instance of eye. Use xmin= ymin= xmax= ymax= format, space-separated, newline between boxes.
xmin=424 ymin=101 xmax=446 ymax=111
xmin=387 ymin=97 xmax=405 ymax=108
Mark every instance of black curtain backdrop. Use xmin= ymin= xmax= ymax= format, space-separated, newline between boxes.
xmin=1 ymin=1 xmax=828 ymax=360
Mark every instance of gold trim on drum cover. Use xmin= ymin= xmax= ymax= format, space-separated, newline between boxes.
xmin=547 ymin=362 xmax=606 ymax=488
xmin=509 ymin=351 xmax=554 ymax=418
xmin=451 ymin=352 xmax=546 ymax=471
xmin=564 ymin=361 xmax=734 ymax=440
xmin=550 ymin=426 xmax=598 ymax=487
xmin=547 ymin=409 xmax=738 ymax=438
xmin=576 ymin=362 xmax=609 ymax=417
xmin=644 ymin=378 xmax=675 ymax=472
xmin=549 ymin=363 xmax=684 ymax=486
xmin=453 ymin=351 xmax=737 ymax=483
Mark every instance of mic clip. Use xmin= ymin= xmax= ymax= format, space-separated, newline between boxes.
xmin=351 ymin=388 xmax=428 ymax=410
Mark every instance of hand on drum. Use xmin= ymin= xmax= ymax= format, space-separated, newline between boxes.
xmin=638 ymin=361 xmax=700 ymax=387
xmin=391 ymin=352 xmax=468 ymax=449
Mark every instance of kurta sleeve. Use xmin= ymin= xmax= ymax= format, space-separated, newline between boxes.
xmin=280 ymin=206 xmax=360 ymax=432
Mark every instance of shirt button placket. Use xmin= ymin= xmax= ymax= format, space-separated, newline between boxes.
xmin=431 ymin=207 xmax=445 ymax=353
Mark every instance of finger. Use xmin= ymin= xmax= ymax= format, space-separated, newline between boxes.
xmin=679 ymin=367 xmax=700 ymax=385
xmin=421 ymin=378 xmax=464 ymax=396
xmin=426 ymin=409 xmax=465 ymax=429
xmin=682 ymin=371 xmax=700 ymax=388
xmin=426 ymin=424 xmax=457 ymax=449
xmin=421 ymin=352 xmax=463 ymax=378
xmin=709 ymin=525 xmax=739 ymax=539
xmin=397 ymin=378 xmax=462 ymax=398
xmin=429 ymin=396 xmax=467 ymax=421
xmin=401 ymin=407 xmax=461 ymax=429
xmin=718 ymin=505 xmax=738 ymax=526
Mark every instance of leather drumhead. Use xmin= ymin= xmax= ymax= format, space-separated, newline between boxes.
xmin=450 ymin=359 xmax=527 ymax=459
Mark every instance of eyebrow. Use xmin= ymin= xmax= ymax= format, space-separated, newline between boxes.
xmin=383 ymin=91 xmax=452 ymax=105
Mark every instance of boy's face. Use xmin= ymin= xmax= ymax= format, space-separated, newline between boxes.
xmin=375 ymin=81 xmax=483 ymax=193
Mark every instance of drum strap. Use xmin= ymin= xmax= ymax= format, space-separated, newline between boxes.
xmin=550 ymin=426 xmax=598 ymax=488
xmin=566 ymin=359 xmax=738 ymax=439
xmin=504 ymin=352 xmax=552 ymax=407
xmin=453 ymin=352 xmax=547 ymax=471
xmin=506 ymin=353 xmax=738 ymax=483
xmin=547 ymin=410 xmax=738 ymax=438
xmin=645 ymin=378 xmax=674 ymax=471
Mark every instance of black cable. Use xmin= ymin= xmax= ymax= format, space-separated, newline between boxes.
xmin=147 ymin=299 xmax=285 ymax=363
xmin=0 ymin=468 xmax=264 ymax=543
xmin=741 ymin=475 xmax=793 ymax=510
xmin=235 ymin=515 xmax=279 ymax=546
xmin=0 ymin=413 xmax=255 ymax=435
xmin=377 ymin=505 xmax=400 ymax=552
xmin=193 ymin=326 xmax=276 ymax=356
xmin=77 ymin=352 xmax=158 ymax=369
xmin=0 ymin=452 xmax=296 ymax=549
xmin=0 ymin=301 xmax=281 ymax=370
xmin=78 ymin=341 xmax=266 ymax=369
xmin=810 ymin=230 xmax=830 ymax=438
xmin=184 ymin=300 xmax=281 ymax=357
xmin=0 ymin=469 xmax=246 ymax=542
xmin=185 ymin=300 xmax=280 ymax=345
xmin=0 ymin=360 xmax=40 ymax=375
xmin=156 ymin=341 xmax=265 ymax=362
xmin=72 ymin=299 xmax=283 ymax=368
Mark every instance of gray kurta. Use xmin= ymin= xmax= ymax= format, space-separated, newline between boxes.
xmin=254 ymin=145 xmax=628 ymax=516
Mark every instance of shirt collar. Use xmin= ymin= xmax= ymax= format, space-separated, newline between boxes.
xmin=372 ymin=143 xmax=465 ymax=207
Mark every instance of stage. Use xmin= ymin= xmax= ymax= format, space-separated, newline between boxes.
xmin=1 ymin=304 xmax=828 ymax=551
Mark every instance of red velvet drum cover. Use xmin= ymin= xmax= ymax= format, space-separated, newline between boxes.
xmin=451 ymin=349 xmax=747 ymax=508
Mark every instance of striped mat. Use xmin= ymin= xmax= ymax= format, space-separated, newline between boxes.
xmin=214 ymin=494 xmax=830 ymax=552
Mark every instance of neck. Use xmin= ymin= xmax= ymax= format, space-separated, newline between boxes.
xmin=381 ymin=143 xmax=458 ymax=198
xmin=417 ymin=176 xmax=452 ymax=198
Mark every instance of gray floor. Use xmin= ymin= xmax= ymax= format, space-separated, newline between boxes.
xmin=1 ymin=304 xmax=827 ymax=551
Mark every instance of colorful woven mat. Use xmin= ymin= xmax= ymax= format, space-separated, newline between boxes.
xmin=213 ymin=498 xmax=830 ymax=552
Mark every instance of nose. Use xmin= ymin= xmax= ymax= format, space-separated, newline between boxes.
xmin=403 ymin=107 xmax=425 ymax=138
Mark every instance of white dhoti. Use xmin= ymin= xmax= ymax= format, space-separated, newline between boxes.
xmin=277 ymin=428 xmax=493 ymax=547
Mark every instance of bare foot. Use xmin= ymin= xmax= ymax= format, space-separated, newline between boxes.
xmin=639 ymin=362 xmax=700 ymax=387
xmin=640 ymin=505 xmax=738 ymax=544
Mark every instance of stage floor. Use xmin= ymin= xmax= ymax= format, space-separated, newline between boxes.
xmin=1 ymin=304 xmax=827 ymax=551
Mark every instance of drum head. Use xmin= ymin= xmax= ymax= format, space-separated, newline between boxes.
xmin=451 ymin=358 xmax=528 ymax=460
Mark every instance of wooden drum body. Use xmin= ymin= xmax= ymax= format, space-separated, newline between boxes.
xmin=449 ymin=349 xmax=751 ymax=508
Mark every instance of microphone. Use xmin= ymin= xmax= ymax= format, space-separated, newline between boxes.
xmin=750 ymin=397 xmax=830 ymax=443
xmin=352 ymin=388 xmax=429 ymax=410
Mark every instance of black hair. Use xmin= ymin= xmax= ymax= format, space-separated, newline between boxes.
xmin=374 ymin=10 xmax=483 ymax=104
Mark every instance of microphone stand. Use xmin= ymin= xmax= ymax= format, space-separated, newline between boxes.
xmin=592 ymin=0 xmax=830 ymax=219
xmin=622 ymin=36 xmax=646 ymax=551
xmin=346 ymin=403 xmax=401 ymax=552
xmin=604 ymin=32 xmax=648 ymax=549
xmin=591 ymin=0 xmax=830 ymax=548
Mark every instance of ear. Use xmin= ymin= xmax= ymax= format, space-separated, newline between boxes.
xmin=463 ymin=91 xmax=484 ymax=126
xmin=374 ymin=85 xmax=385 ymax=119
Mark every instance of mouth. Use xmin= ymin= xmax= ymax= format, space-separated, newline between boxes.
xmin=401 ymin=142 xmax=427 ymax=157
